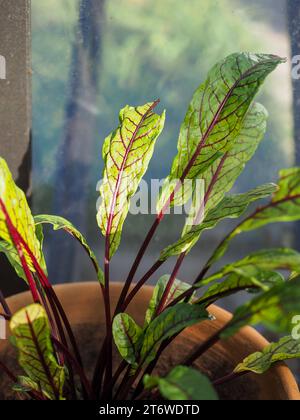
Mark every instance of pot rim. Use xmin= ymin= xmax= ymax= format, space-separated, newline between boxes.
xmin=2 ymin=281 xmax=300 ymax=401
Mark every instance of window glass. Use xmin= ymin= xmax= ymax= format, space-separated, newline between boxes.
xmin=32 ymin=0 xmax=297 ymax=290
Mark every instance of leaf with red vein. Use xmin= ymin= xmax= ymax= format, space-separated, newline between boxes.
xmin=97 ymin=101 xmax=165 ymax=258
xmin=10 ymin=304 xmax=65 ymax=400
xmin=159 ymin=102 xmax=273 ymax=261
xmin=112 ymin=313 xmax=143 ymax=367
xmin=160 ymin=184 xmax=276 ymax=261
xmin=0 ymin=157 xmax=46 ymax=272
xmin=157 ymin=53 xmax=284 ymax=209
xmin=207 ymin=167 xmax=300 ymax=268
xmin=200 ymin=102 xmax=268 ymax=214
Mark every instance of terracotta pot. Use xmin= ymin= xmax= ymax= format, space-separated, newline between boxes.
xmin=0 ymin=282 xmax=299 ymax=400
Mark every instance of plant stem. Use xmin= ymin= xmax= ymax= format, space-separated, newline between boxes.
xmin=115 ymin=216 xmax=162 ymax=313
xmin=0 ymin=199 xmax=40 ymax=303
xmin=107 ymin=359 xmax=128 ymax=395
xmin=26 ymin=310 xmax=60 ymax=400
xmin=0 ymin=360 xmax=45 ymax=400
xmin=182 ymin=324 xmax=228 ymax=366
xmin=92 ymin=336 xmax=107 ymax=397
xmin=35 ymin=279 xmax=65 ymax=365
xmin=0 ymin=199 xmax=83 ymax=371
xmin=0 ymin=360 xmax=16 ymax=383
xmin=113 ymin=365 xmax=133 ymax=400
xmin=0 ymin=312 xmax=11 ymax=320
xmin=117 ymin=139 xmax=228 ymax=313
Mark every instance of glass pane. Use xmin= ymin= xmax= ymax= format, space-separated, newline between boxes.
xmin=31 ymin=0 xmax=297 ymax=288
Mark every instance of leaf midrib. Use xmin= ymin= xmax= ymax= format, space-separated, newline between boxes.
xmin=105 ymin=101 xmax=159 ymax=241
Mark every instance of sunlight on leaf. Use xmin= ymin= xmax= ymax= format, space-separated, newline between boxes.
xmin=234 ymin=336 xmax=300 ymax=375
xmin=157 ymin=53 xmax=284 ymax=209
xmin=10 ymin=304 xmax=65 ymax=400
xmin=0 ymin=158 xmax=46 ymax=272
xmin=200 ymin=248 xmax=300 ymax=287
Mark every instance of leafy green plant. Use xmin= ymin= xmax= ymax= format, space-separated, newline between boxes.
xmin=1 ymin=52 xmax=300 ymax=401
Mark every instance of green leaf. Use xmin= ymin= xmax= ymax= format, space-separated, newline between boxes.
xmin=97 ymin=101 xmax=165 ymax=258
xmin=234 ymin=336 xmax=300 ymax=375
xmin=207 ymin=167 xmax=300 ymax=268
xmin=10 ymin=304 xmax=65 ymax=400
xmin=196 ymin=271 xmax=284 ymax=307
xmin=144 ymin=366 xmax=218 ymax=401
xmin=112 ymin=313 xmax=143 ymax=366
xmin=0 ymin=224 xmax=48 ymax=282
xmin=140 ymin=303 xmax=208 ymax=366
xmin=157 ymin=53 xmax=284 ymax=208
xmin=0 ymin=158 xmax=46 ymax=271
xmin=201 ymin=248 xmax=300 ymax=287
xmin=160 ymin=184 xmax=276 ymax=261
xmin=34 ymin=214 xmax=103 ymax=284
xmin=222 ymin=276 xmax=300 ymax=338
xmin=200 ymin=102 xmax=269 ymax=214
xmin=144 ymin=275 xmax=192 ymax=326
xmin=13 ymin=376 xmax=51 ymax=399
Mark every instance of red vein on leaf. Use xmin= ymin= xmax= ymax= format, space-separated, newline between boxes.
xmin=117 ymin=62 xmax=267 ymax=314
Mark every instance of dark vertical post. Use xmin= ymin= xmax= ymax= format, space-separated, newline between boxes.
xmin=287 ymin=0 xmax=300 ymax=249
xmin=0 ymin=0 xmax=31 ymax=296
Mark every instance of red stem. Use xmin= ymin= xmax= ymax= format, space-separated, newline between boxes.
xmin=182 ymin=324 xmax=228 ymax=366
xmin=117 ymin=81 xmax=239 ymax=309
xmin=155 ymin=252 xmax=186 ymax=316
xmin=115 ymin=216 xmax=162 ymax=313
xmin=0 ymin=199 xmax=40 ymax=303
xmin=8 ymin=217 xmax=84 ymax=370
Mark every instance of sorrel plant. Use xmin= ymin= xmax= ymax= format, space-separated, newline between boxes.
xmin=1 ymin=53 xmax=300 ymax=400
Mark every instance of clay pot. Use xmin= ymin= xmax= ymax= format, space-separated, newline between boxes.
xmin=0 ymin=282 xmax=299 ymax=400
